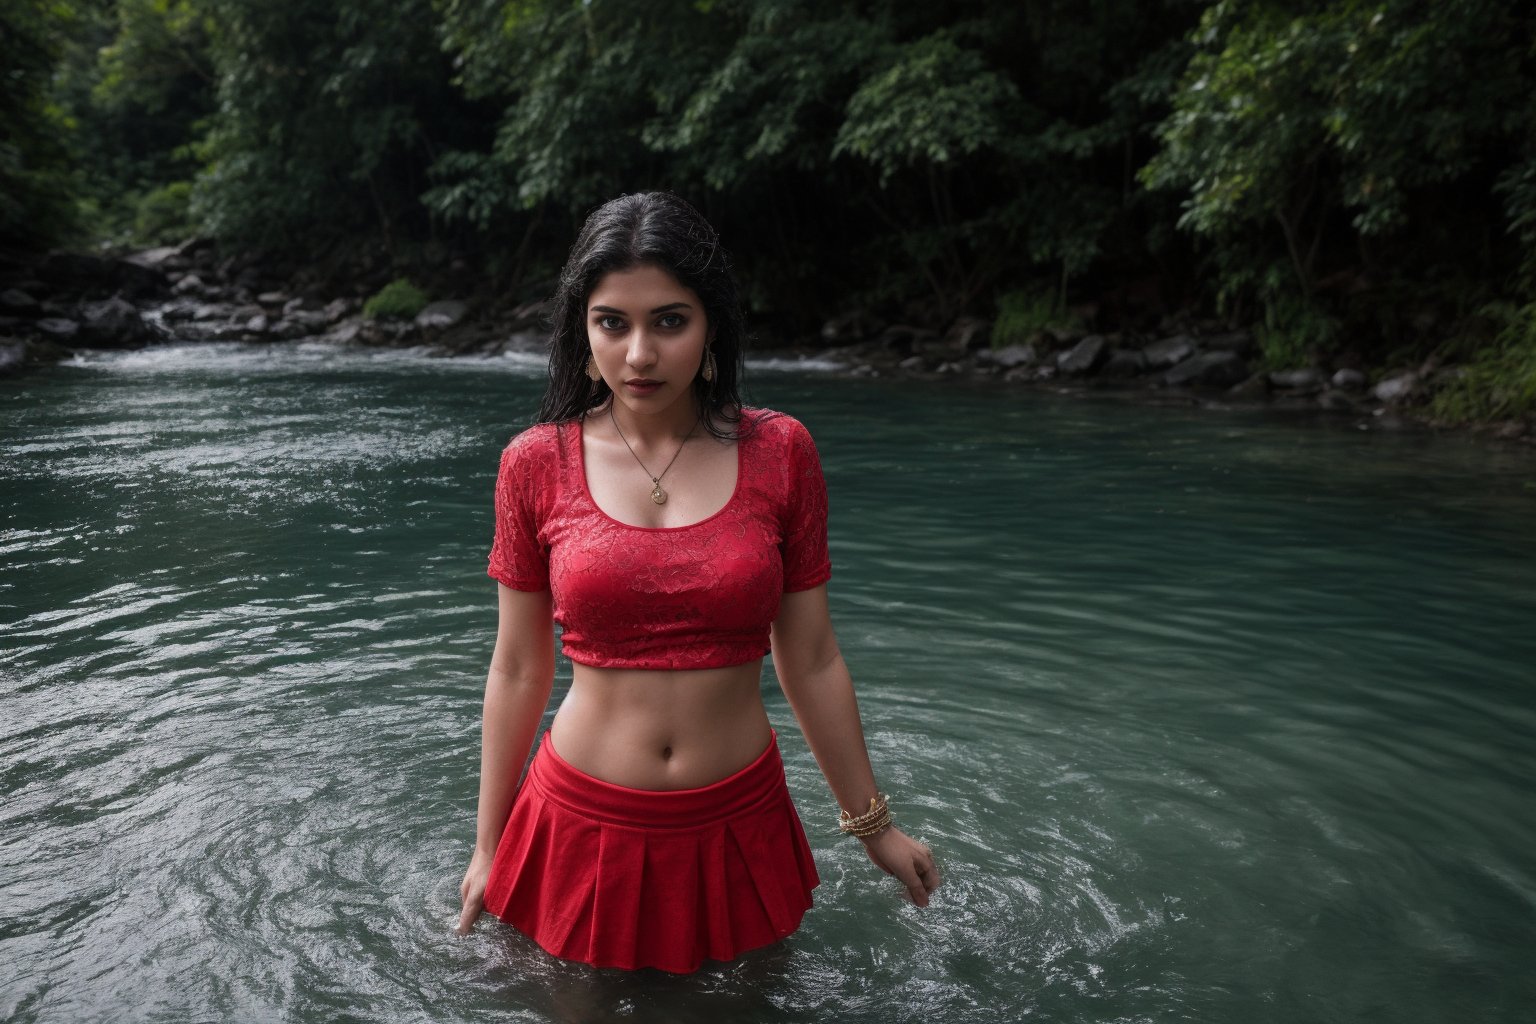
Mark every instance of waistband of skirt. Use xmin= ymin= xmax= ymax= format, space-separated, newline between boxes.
xmin=527 ymin=730 xmax=789 ymax=830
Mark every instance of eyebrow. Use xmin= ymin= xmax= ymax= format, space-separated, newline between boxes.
xmin=589 ymin=302 xmax=694 ymax=315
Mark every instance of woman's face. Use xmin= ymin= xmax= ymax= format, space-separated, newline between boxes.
xmin=586 ymin=264 xmax=710 ymax=420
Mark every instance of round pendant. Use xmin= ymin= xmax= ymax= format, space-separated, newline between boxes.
xmin=651 ymin=485 xmax=667 ymax=505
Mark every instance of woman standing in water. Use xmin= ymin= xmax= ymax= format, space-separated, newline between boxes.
xmin=456 ymin=192 xmax=940 ymax=973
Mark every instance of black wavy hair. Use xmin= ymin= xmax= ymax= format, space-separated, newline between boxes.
xmin=535 ymin=192 xmax=747 ymax=440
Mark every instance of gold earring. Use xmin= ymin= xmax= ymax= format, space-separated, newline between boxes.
xmin=701 ymin=349 xmax=716 ymax=383
xmin=586 ymin=356 xmax=603 ymax=382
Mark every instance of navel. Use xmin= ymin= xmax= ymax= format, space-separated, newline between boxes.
xmin=661 ymin=745 xmax=673 ymax=761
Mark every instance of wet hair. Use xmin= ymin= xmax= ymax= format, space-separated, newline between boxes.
xmin=535 ymin=192 xmax=747 ymax=440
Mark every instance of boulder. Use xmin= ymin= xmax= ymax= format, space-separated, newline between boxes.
xmin=125 ymin=246 xmax=184 ymax=270
xmin=1 ymin=289 xmax=39 ymax=313
xmin=1227 ymin=372 xmax=1271 ymax=399
xmin=898 ymin=354 xmax=927 ymax=372
xmin=503 ymin=328 xmax=545 ymax=352
xmin=1270 ymin=367 xmax=1327 ymax=391
xmin=78 ymin=296 xmax=154 ymax=347
xmin=39 ymin=251 xmax=166 ymax=298
xmin=1316 ymin=388 xmax=1359 ymax=412
xmin=326 ymin=319 xmax=363 ymax=345
xmin=945 ymin=316 xmax=992 ymax=352
xmin=821 ymin=310 xmax=879 ymax=344
xmin=0 ymin=339 xmax=25 ymax=375
xmin=1203 ymin=330 xmax=1256 ymax=355
xmin=1055 ymin=334 xmax=1110 ymax=376
xmin=1371 ymin=372 xmax=1418 ymax=404
xmin=416 ymin=299 xmax=470 ymax=330
xmin=323 ymin=297 xmax=354 ymax=323
xmin=1100 ymin=347 xmax=1148 ymax=378
xmin=173 ymin=273 xmax=206 ymax=296
xmin=979 ymin=343 xmax=1037 ymax=369
xmin=508 ymin=298 xmax=549 ymax=328
xmin=1331 ymin=368 xmax=1367 ymax=391
xmin=257 ymin=291 xmax=289 ymax=307
xmin=1142 ymin=334 xmax=1196 ymax=369
xmin=1163 ymin=350 xmax=1248 ymax=388
xmin=878 ymin=324 xmax=939 ymax=355
xmin=35 ymin=317 xmax=80 ymax=340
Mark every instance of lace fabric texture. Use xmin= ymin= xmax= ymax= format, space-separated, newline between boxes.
xmin=487 ymin=408 xmax=832 ymax=670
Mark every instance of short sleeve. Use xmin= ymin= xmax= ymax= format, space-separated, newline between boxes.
xmin=780 ymin=419 xmax=833 ymax=592
xmin=487 ymin=432 xmax=550 ymax=591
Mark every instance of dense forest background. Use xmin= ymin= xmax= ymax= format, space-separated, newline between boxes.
xmin=4 ymin=0 xmax=1535 ymax=421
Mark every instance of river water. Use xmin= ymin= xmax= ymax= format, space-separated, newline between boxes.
xmin=2 ymin=341 xmax=1533 ymax=1023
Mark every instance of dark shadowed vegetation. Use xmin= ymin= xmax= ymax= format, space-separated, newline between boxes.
xmin=3 ymin=0 xmax=1534 ymax=422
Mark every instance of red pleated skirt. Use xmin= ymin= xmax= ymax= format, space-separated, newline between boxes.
xmin=481 ymin=731 xmax=820 ymax=974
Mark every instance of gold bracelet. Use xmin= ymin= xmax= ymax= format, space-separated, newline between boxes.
xmin=838 ymin=794 xmax=892 ymax=839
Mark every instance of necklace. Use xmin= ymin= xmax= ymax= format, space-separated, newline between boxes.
xmin=609 ymin=405 xmax=700 ymax=505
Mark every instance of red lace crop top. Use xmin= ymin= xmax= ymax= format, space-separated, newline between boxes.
xmin=486 ymin=408 xmax=832 ymax=670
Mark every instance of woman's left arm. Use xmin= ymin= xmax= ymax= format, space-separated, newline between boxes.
xmin=771 ymin=584 xmax=942 ymax=907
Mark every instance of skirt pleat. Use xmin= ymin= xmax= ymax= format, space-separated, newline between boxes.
xmin=481 ymin=731 xmax=819 ymax=974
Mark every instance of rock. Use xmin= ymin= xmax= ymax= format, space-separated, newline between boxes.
xmin=285 ymin=309 xmax=331 ymax=333
xmin=190 ymin=302 xmax=229 ymax=322
xmin=257 ymin=291 xmax=288 ymax=306
xmin=1316 ymin=388 xmax=1359 ymax=412
xmin=1331 ymin=368 xmax=1367 ymax=391
xmin=1202 ymin=330 xmax=1255 ymax=355
xmin=35 ymin=317 xmax=80 ymax=340
xmin=1056 ymin=334 xmax=1110 ymax=376
xmin=0 ymin=339 xmax=25 ymax=375
xmin=326 ymin=319 xmax=363 ymax=345
xmin=125 ymin=246 xmax=184 ymax=270
xmin=980 ymin=343 xmax=1037 ymax=369
xmin=173 ymin=274 xmax=206 ymax=296
xmin=946 ymin=316 xmax=992 ymax=352
xmin=323 ymin=297 xmax=353 ymax=323
xmin=1 ymin=289 xmax=39 ymax=313
xmin=416 ymin=299 xmax=470 ymax=330
xmin=175 ymin=237 xmax=216 ymax=259
xmin=1163 ymin=350 xmax=1248 ymax=388
xmin=1228 ymin=372 xmax=1271 ymax=399
xmin=509 ymin=298 xmax=548 ymax=328
xmin=503 ymin=328 xmax=544 ymax=352
xmin=878 ymin=324 xmax=938 ymax=356
xmin=1371 ymin=372 xmax=1418 ymax=404
xmin=79 ymin=296 xmax=154 ymax=347
xmin=821 ymin=310 xmax=879 ymax=344
xmin=1270 ymin=367 xmax=1327 ymax=391
xmin=898 ymin=354 xmax=927 ymax=372
xmin=39 ymin=251 xmax=166 ymax=298
xmin=1493 ymin=420 xmax=1528 ymax=440
xmin=1142 ymin=334 xmax=1196 ymax=370
xmin=1100 ymin=347 xmax=1148 ymax=378
xmin=246 ymin=313 xmax=270 ymax=334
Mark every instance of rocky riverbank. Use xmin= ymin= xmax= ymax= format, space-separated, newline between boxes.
xmin=1 ymin=242 xmax=1530 ymax=446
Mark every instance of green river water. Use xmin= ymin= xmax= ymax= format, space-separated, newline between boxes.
xmin=2 ymin=341 xmax=1534 ymax=1023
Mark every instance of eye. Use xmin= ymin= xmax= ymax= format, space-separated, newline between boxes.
xmin=657 ymin=313 xmax=686 ymax=329
xmin=595 ymin=314 xmax=625 ymax=332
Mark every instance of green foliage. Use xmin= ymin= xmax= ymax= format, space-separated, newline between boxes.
xmin=1431 ymin=304 xmax=1536 ymax=423
xmin=833 ymin=35 xmax=1023 ymax=186
xmin=134 ymin=180 xmax=195 ymax=245
xmin=1144 ymin=0 xmax=1535 ymax=301
xmin=993 ymin=289 xmax=1079 ymax=348
xmin=0 ymin=0 xmax=83 ymax=248
xmin=1256 ymin=293 xmax=1338 ymax=371
xmin=363 ymin=278 xmax=429 ymax=319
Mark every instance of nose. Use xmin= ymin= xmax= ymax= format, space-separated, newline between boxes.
xmin=625 ymin=328 xmax=658 ymax=371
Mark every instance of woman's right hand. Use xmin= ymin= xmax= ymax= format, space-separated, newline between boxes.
xmin=456 ymin=847 xmax=496 ymax=935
